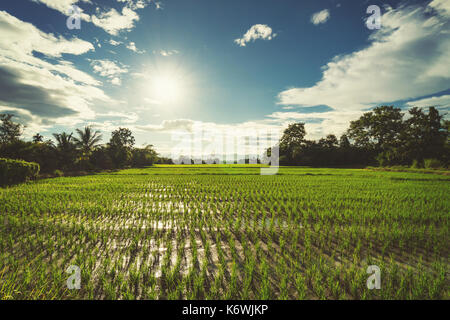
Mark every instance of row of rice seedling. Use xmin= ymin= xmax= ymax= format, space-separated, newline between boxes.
xmin=0 ymin=166 xmax=448 ymax=299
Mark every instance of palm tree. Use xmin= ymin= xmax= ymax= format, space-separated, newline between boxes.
xmin=73 ymin=126 xmax=103 ymax=156
xmin=53 ymin=132 xmax=74 ymax=151
xmin=53 ymin=132 xmax=76 ymax=168
xmin=32 ymin=133 xmax=44 ymax=143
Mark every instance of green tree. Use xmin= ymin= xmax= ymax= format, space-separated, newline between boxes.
xmin=347 ymin=106 xmax=405 ymax=165
xmin=109 ymin=127 xmax=135 ymax=149
xmin=0 ymin=114 xmax=23 ymax=144
xmin=279 ymin=123 xmax=306 ymax=164
xmin=318 ymin=134 xmax=338 ymax=149
xmin=347 ymin=106 xmax=404 ymax=151
xmin=108 ymin=128 xmax=135 ymax=168
xmin=402 ymin=107 xmax=447 ymax=164
xmin=131 ymin=144 xmax=158 ymax=167
xmin=339 ymin=134 xmax=351 ymax=149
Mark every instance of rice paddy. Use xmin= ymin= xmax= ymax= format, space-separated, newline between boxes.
xmin=0 ymin=165 xmax=448 ymax=300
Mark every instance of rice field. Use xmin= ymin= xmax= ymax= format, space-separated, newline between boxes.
xmin=0 ymin=165 xmax=448 ymax=300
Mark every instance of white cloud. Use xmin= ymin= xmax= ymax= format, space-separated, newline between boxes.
xmin=428 ymin=0 xmax=450 ymax=17
xmin=234 ymin=24 xmax=276 ymax=47
xmin=90 ymin=59 xmax=128 ymax=85
xmin=136 ymin=109 xmax=372 ymax=155
xmin=96 ymin=111 xmax=139 ymax=124
xmin=138 ymin=119 xmax=282 ymax=137
xmin=137 ymin=118 xmax=283 ymax=157
xmin=138 ymin=119 xmax=195 ymax=132
xmin=110 ymin=77 xmax=121 ymax=85
xmin=91 ymin=7 xmax=139 ymax=35
xmin=406 ymin=94 xmax=450 ymax=110
xmin=108 ymin=39 xmax=122 ymax=46
xmin=0 ymin=10 xmax=112 ymax=135
xmin=31 ymin=0 xmax=92 ymax=21
xmin=126 ymin=41 xmax=145 ymax=53
xmin=266 ymin=110 xmax=363 ymax=140
xmin=117 ymin=0 xmax=152 ymax=10
xmin=278 ymin=3 xmax=450 ymax=138
xmin=311 ymin=9 xmax=330 ymax=25
xmin=154 ymin=2 xmax=162 ymax=10
xmin=32 ymin=0 xmax=153 ymax=35
xmin=154 ymin=49 xmax=179 ymax=56
xmin=0 ymin=10 xmax=94 ymax=58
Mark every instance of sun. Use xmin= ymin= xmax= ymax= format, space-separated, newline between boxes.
xmin=139 ymin=63 xmax=195 ymax=106
xmin=151 ymin=73 xmax=184 ymax=104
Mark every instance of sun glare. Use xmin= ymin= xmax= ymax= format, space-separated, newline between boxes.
xmin=151 ymin=73 xmax=184 ymax=104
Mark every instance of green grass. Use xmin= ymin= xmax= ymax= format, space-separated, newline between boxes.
xmin=0 ymin=165 xmax=448 ymax=299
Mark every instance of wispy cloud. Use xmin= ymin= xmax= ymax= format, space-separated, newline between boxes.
xmin=153 ymin=49 xmax=179 ymax=56
xmin=234 ymin=24 xmax=276 ymax=47
xmin=90 ymin=59 xmax=129 ymax=85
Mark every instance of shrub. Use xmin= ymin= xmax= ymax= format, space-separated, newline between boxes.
xmin=424 ymin=158 xmax=444 ymax=169
xmin=0 ymin=158 xmax=40 ymax=186
xmin=0 ymin=140 xmax=59 ymax=173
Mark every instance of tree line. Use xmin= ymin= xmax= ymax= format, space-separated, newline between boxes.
xmin=0 ymin=114 xmax=172 ymax=175
xmin=276 ymin=106 xmax=449 ymax=168
xmin=1 ymin=105 xmax=448 ymax=174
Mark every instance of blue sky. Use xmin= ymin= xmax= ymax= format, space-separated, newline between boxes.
xmin=0 ymin=0 xmax=449 ymax=156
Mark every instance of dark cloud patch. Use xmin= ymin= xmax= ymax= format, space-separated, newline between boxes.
xmin=0 ymin=66 xmax=77 ymax=118
xmin=0 ymin=108 xmax=33 ymax=125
